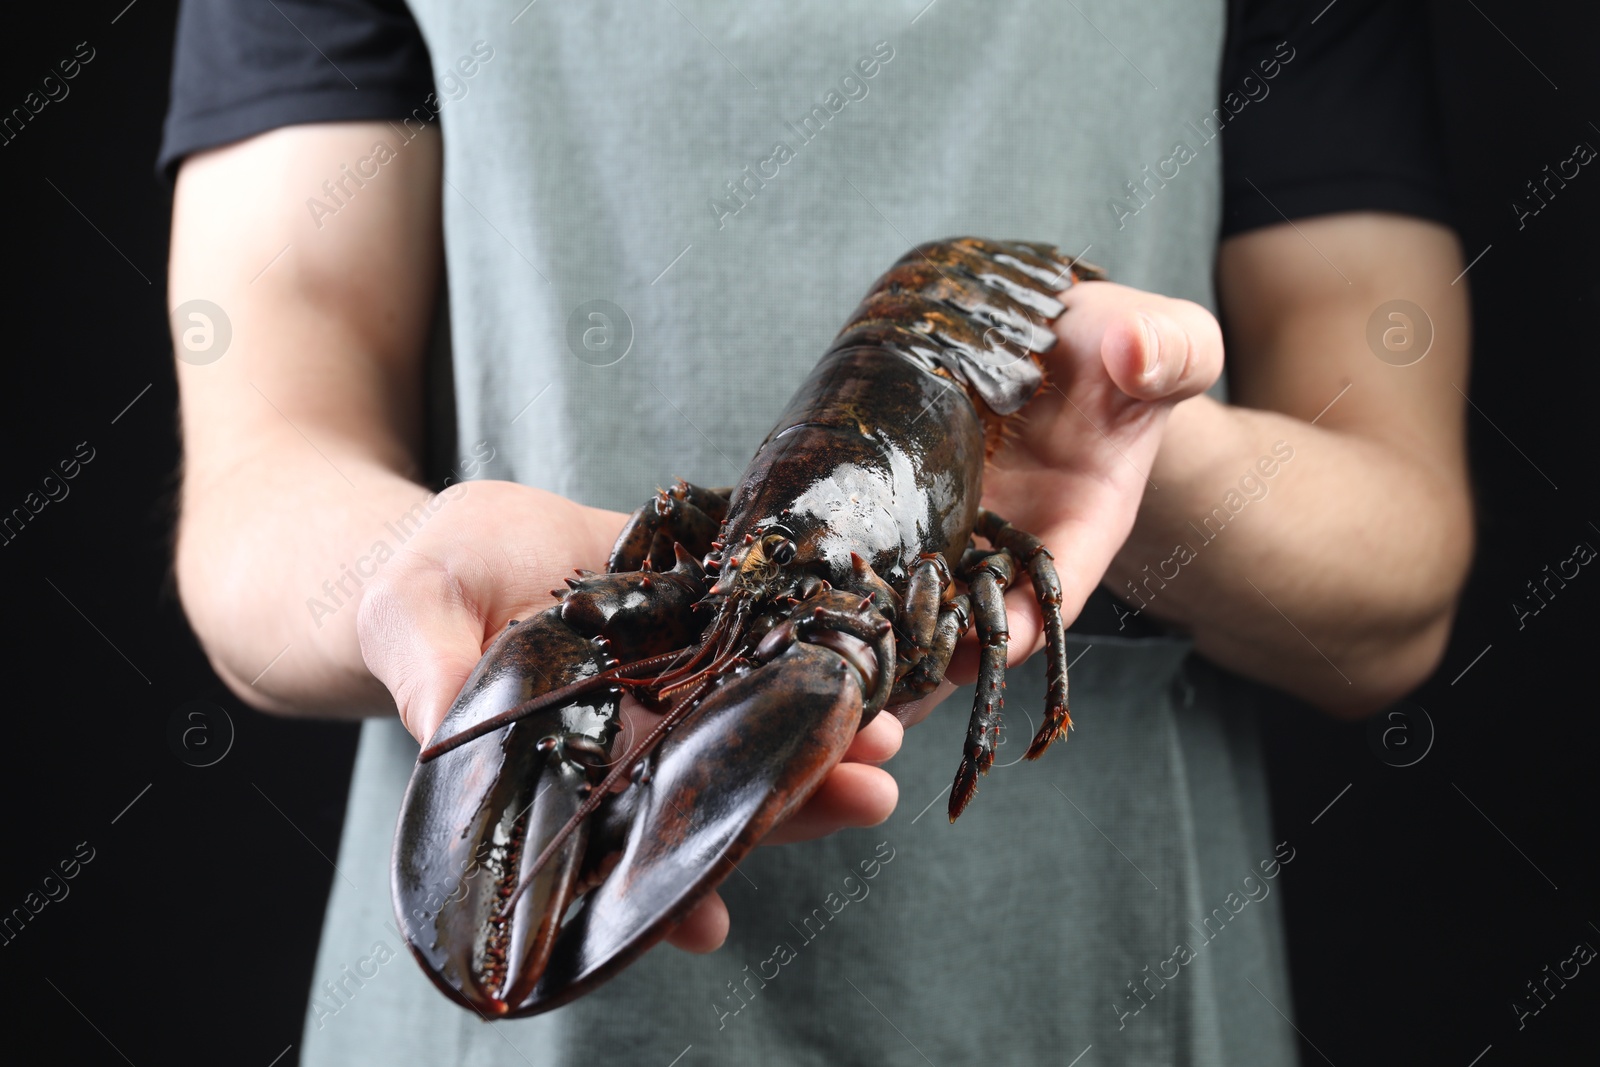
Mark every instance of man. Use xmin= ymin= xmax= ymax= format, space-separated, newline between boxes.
xmin=162 ymin=0 xmax=1471 ymax=1062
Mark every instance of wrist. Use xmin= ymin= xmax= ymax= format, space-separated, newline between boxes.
xmin=1143 ymin=393 xmax=1241 ymax=496
xmin=1102 ymin=395 xmax=1250 ymax=609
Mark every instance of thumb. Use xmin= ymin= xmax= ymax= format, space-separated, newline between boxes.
xmin=1059 ymin=283 xmax=1224 ymax=402
xmin=356 ymin=562 xmax=487 ymax=745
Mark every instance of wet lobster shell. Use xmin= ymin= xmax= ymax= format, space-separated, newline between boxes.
xmin=393 ymin=237 xmax=1104 ymax=1016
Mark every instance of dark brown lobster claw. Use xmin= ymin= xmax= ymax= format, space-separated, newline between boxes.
xmin=395 ymin=558 xmax=715 ymax=1015
xmin=526 ymin=639 xmax=867 ymax=1012
xmin=391 ymin=614 xmax=622 ymax=1016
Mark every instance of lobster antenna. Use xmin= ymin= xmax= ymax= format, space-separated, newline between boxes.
xmin=418 ymin=646 xmax=695 ymax=763
xmin=645 ymin=595 xmax=750 ymax=693
xmin=421 ymin=594 xmax=749 ymax=763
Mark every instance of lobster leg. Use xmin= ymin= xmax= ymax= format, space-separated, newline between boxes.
xmin=976 ymin=508 xmax=1073 ymax=759
xmin=946 ymin=508 xmax=1075 ymax=819
xmin=672 ymin=480 xmax=735 ymax=522
xmin=890 ymin=593 xmax=971 ymax=705
xmin=950 ymin=547 xmax=1018 ymax=819
xmin=897 ymin=552 xmax=953 ymax=672
xmin=608 ymin=480 xmax=729 ymax=572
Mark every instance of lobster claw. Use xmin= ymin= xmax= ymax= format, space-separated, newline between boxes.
xmin=527 ymin=639 xmax=868 ymax=1011
xmin=392 ymin=613 xmax=620 ymax=1016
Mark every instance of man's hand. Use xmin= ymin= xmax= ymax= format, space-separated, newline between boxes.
xmin=988 ymin=282 xmax=1227 ymax=645
xmin=933 ymin=215 xmax=1472 ymax=717
xmin=914 ymin=280 xmax=1224 ymax=704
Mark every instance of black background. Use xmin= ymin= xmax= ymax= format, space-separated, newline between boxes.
xmin=0 ymin=2 xmax=1594 ymax=1063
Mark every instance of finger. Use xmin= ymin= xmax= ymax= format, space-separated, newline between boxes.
xmin=890 ymin=678 xmax=959 ymax=728
xmin=1059 ymin=284 xmax=1223 ymax=402
xmin=1003 ymin=584 xmax=1045 ymax=665
xmin=1101 ymin=301 xmax=1222 ymax=402
xmin=664 ymin=890 xmax=729 ymax=952
xmin=355 ymin=567 xmax=486 ymax=745
xmin=613 ymin=694 xmax=667 ymax=774
xmin=843 ymin=710 xmax=903 ymax=764
xmin=944 ymin=636 xmax=979 ymax=686
xmin=761 ymin=762 xmax=898 ymax=846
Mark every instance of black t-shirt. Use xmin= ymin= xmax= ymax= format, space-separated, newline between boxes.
xmin=157 ymin=0 xmax=1455 ymax=237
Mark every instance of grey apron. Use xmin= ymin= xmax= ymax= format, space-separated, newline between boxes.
xmin=303 ymin=2 xmax=1298 ymax=1063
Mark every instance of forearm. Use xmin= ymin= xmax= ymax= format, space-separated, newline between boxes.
xmin=175 ymin=440 xmax=440 ymax=718
xmin=1108 ymin=394 xmax=1473 ymax=715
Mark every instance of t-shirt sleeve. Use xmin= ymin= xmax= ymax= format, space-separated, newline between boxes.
xmin=157 ymin=0 xmax=434 ymax=180
xmin=1218 ymin=0 xmax=1454 ymax=237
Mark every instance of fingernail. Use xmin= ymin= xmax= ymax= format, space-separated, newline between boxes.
xmin=1139 ymin=313 xmax=1162 ymax=383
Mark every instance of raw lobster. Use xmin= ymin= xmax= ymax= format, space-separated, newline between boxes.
xmin=392 ymin=237 xmax=1104 ymax=1016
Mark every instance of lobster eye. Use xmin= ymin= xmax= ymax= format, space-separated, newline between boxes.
xmin=771 ymin=539 xmax=797 ymax=565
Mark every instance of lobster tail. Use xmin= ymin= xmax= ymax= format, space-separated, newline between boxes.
xmin=835 ymin=237 xmax=1102 ymax=429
